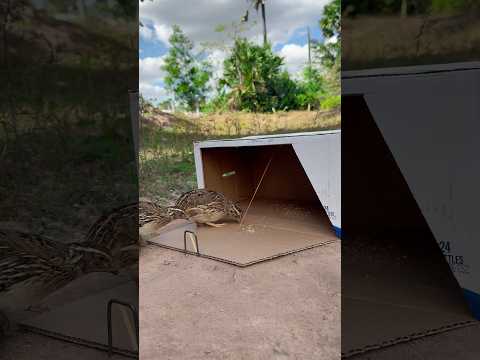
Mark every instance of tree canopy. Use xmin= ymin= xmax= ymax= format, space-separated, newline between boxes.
xmin=152 ymin=0 xmax=342 ymax=114
xmin=162 ymin=25 xmax=211 ymax=112
xmin=221 ymin=38 xmax=287 ymax=112
xmin=316 ymin=0 xmax=340 ymax=71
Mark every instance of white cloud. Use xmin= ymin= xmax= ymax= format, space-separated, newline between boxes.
xmin=153 ymin=23 xmax=173 ymax=45
xmin=207 ymin=49 xmax=227 ymax=80
xmin=140 ymin=82 xmax=168 ymax=102
xmin=140 ymin=56 xmax=168 ymax=102
xmin=278 ymin=43 xmax=309 ymax=77
xmin=140 ymin=25 xmax=155 ymax=41
xmin=204 ymin=49 xmax=228 ymax=95
xmin=139 ymin=0 xmax=330 ymax=99
xmin=140 ymin=0 xmax=329 ymax=47
xmin=139 ymin=56 xmax=165 ymax=83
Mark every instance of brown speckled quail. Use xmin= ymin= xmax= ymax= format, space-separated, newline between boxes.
xmin=175 ymin=189 xmax=243 ymax=227
xmin=139 ymin=200 xmax=186 ymax=228
xmin=84 ymin=202 xmax=141 ymax=267
xmin=0 ymin=228 xmax=114 ymax=331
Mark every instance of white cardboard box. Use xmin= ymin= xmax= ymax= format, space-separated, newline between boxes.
xmin=343 ymin=61 xmax=480 ymax=320
xmin=194 ymin=130 xmax=341 ymax=238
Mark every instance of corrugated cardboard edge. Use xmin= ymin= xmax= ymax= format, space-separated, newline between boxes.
xmin=341 ymin=320 xmax=479 ymax=358
xmin=20 ymin=323 xmax=138 ymax=358
xmin=148 ymin=239 xmax=338 ymax=267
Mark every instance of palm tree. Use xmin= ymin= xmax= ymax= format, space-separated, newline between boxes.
xmin=249 ymin=0 xmax=268 ymax=45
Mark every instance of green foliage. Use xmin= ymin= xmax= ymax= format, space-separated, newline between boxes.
xmin=320 ymin=0 xmax=341 ymax=39
xmin=296 ymin=66 xmax=325 ymax=110
xmin=320 ymin=94 xmax=341 ymax=110
xmin=221 ymin=38 xmax=288 ymax=112
xmin=157 ymin=2 xmax=342 ymax=114
xmin=271 ymin=71 xmax=300 ymax=111
xmin=316 ymin=0 xmax=340 ymax=71
xmin=158 ymin=100 xmax=173 ymax=111
xmin=202 ymin=90 xmax=229 ymax=113
xmin=162 ymin=25 xmax=211 ymax=112
xmin=305 ymin=0 xmax=340 ymax=104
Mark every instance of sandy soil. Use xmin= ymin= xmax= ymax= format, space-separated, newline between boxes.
xmin=140 ymin=242 xmax=341 ymax=360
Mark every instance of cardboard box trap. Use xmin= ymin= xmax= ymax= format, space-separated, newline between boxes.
xmin=144 ymin=145 xmax=337 ymax=266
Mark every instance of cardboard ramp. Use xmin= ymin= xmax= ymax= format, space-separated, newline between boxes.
xmin=19 ymin=273 xmax=138 ymax=358
xmin=144 ymin=199 xmax=337 ymax=266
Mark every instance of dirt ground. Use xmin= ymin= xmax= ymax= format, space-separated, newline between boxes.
xmin=140 ymin=242 xmax=341 ymax=360
xmin=2 ymin=235 xmax=479 ymax=359
xmin=2 ymin=315 xmax=478 ymax=360
xmin=2 ymin=317 xmax=478 ymax=360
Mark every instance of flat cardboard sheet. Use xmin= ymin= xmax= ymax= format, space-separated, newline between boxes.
xmin=19 ymin=273 xmax=138 ymax=357
xmin=342 ymin=240 xmax=477 ymax=358
xmin=143 ymin=200 xmax=336 ymax=266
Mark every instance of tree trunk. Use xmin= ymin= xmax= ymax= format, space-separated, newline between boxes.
xmin=261 ymin=2 xmax=267 ymax=45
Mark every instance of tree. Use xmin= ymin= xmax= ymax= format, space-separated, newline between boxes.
xmin=162 ymin=25 xmax=211 ymax=113
xmin=272 ymin=71 xmax=300 ymax=111
xmin=316 ymin=0 xmax=340 ymax=70
xmin=221 ymin=38 xmax=285 ymax=112
xmin=308 ymin=0 xmax=343 ymax=102
xmin=245 ymin=1 xmax=268 ymax=46
xmin=313 ymin=0 xmax=340 ymax=97
xmin=296 ymin=66 xmax=325 ymax=111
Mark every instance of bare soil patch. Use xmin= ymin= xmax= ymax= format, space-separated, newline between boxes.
xmin=140 ymin=242 xmax=340 ymax=360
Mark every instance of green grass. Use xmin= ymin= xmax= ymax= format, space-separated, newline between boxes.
xmin=0 ymin=11 xmax=137 ymax=242
xmin=139 ymin=110 xmax=340 ymax=204
xmin=1 ymin=130 xmax=137 ymax=242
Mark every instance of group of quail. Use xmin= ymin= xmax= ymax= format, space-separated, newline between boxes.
xmin=0 ymin=202 xmax=139 ymax=336
xmin=140 ymin=189 xmax=243 ymax=230
xmin=0 ymin=189 xmax=241 ymax=336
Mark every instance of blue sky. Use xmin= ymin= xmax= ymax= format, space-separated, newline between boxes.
xmin=139 ymin=0 xmax=329 ymax=103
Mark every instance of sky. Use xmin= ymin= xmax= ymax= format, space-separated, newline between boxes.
xmin=139 ymin=0 xmax=330 ymax=103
